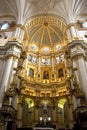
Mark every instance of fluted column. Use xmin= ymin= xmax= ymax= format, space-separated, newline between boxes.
xmin=0 ymin=41 xmax=24 ymax=107
xmin=12 ymin=27 xmax=25 ymax=41
xmin=12 ymin=94 xmax=18 ymax=110
xmin=66 ymin=21 xmax=79 ymax=39
xmin=12 ymin=51 xmax=26 ymax=109
xmin=0 ymin=56 xmax=13 ymax=107
xmin=67 ymin=40 xmax=87 ymax=99
xmin=0 ymin=59 xmax=5 ymax=85
xmin=76 ymin=57 xmax=87 ymax=97
xmin=70 ymin=26 xmax=78 ymax=38
xmin=72 ymin=60 xmax=81 ymax=88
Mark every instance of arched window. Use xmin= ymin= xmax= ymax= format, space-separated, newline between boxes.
xmin=43 ymin=71 xmax=49 ymax=79
xmin=58 ymin=68 xmax=64 ymax=78
xmin=28 ymin=54 xmax=32 ymax=61
xmin=25 ymin=98 xmax=34 ymax=108
xmin=29 ymin=68 xmax=34 ymax=78
xmin=1 ymin=22 xmax=10 ymax=30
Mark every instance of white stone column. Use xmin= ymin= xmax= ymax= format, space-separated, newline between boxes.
xmin=20 ymin=30 xmax=25 ymax=40
xmin=0 ymin=59 xmax=5 ymax=83
xmin=70 ymin=26 xmax=78 ymax=38
xmin=9 ymin=97 xmax=13 ymax=105
xmin=12 ymin=94 xmax=18 ymax=110
xmin=72 ymin=60 xmax=80 ymax=87
xmin=67 ymin=41 xmax=87 ymax=99
xmin=72 ymin=95 xmax=78 ymax=110
xmin=12 ymin=27 xmax=24 ymax=40
xmin=0 ymin=56 xmax=13 ymax=107
xmin=14 ymin=28 xmax=21 ymax=38
xmin=70 ymin=78 xmax=74 ymax=90
xmin=10 ymin=58 xmax=18 ymax=83
xmin=76 ymin=57 xmax=87 ymax=97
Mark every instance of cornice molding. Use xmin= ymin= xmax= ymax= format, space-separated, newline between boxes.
xmin=0 ymin=41 xmax=24 ymax=59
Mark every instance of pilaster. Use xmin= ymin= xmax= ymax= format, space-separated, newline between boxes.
xmin=0 ymin=41 xmax=24 ymax=107
xmin=66 ymin=40 xmax=87 ymax=106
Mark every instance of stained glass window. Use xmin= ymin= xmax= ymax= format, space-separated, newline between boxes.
xmin=28 ymin=54 xmax=32 ymax=61
xmin=32 ymin=56 xmax=37 ymax=64
xmin=56 ymin=45 xmax=61 ymax=51
xmin=60 ymin=54 xmax=64 ymax=62
xmin=41 ymin=58 xmax=51 ymax=65
xmin=56 ymin=54 xmax=64 ymax=64
xmin=56 ymin=57 xmax=60 ymax=64
xmin=46 ymin=59 xmax=51 ymax=65
xmin=31 ymin=44 xmax=37 ymax=50
xmin=43 ymin=47 xmax=50 ymax=53
xmin=41 ymin=58 xmax=46 ymax=65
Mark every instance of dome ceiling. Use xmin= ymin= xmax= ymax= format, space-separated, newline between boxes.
xmin=28 ymin=24 xmax=62 ymax=47
xmin=27 ymin=16 xmax=66 ymax=48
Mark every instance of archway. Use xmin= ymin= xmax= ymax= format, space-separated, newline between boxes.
xmin=22 ymin=98 xmax=34 ymax=127
xmin=57 ymin=98 xmax=70 ymax=129
xmin=39 ymin=100 xmax=52 ymax=126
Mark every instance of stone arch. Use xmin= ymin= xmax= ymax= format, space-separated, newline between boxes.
xmin=39 ymin=100 xmax=52 ymax=125
xmin=57 ymin=98 xmax=70 ymax=128
xmin=22 ymin=98 xmax=35 ymax=126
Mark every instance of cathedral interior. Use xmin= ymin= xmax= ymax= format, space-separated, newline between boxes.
xmin=0 ymin=0 xmax=87 ymax=130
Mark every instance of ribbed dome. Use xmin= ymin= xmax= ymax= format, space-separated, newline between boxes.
xmin=27 ymin=16 xmax=66 ymax=48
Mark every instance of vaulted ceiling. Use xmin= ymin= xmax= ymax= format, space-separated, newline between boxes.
xmin=0 ymin=0 xmax=87 ymax=48
xmin=0 ymin=0 xmax=87 ymax=24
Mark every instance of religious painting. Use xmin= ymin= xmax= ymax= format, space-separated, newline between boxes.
xmin=58 ymin=68 xmax=64 ymax=78
xmin=29 ymin=68 xmax=34 ymax=78
xmin=43 ymin=71 xmax=49 ymax=79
